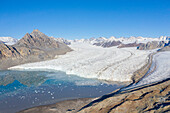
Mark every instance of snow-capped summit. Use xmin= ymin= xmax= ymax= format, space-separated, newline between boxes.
xmin=159 ymin=36 xmax=170 ymax=42
xmin=71 ymin=37 xmax=107 ymax=44
xmin=51 ymin=37 xmax=71 ymax=45
xmin=48 ymin=35 xmax=170 ymax=48
xmin=159 ymin=36 xmax=167 ymax=40
xmin=0 ymin=37 xmax=18 ymax=45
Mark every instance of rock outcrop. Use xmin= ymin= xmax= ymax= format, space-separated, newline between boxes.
xmin=118 ymin=42 xmax=143 ymax=48
xmin=158 ymin=41 xmax=170 ymax=51
xmin=0 ymin=29 xmax=72 ymax=69
xmin=93 ymin=40 xmax=122 ymax=48
xmin=137 ymin=41 xmax=166 ymax=50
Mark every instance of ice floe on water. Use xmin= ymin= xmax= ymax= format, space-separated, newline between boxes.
xmin=9 ymin=42 xmax=152 ymax=81
xmin=0 ymin=70 xmax=125 ymax=113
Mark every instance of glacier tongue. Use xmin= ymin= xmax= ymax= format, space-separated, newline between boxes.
xmin=135 ymin=51 xmax=170 ymax=86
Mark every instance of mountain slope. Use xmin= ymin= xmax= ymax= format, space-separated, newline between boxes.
xmin=0 ymin=30 xmax=72 ymax=69
xmin=78 ymin=79 xmax=170 ymax=113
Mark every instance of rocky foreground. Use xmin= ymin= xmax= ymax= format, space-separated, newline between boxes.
xmin=78 ymin=79 xmax=170 ymax=113
xmin=0 ymin=30 xmax=72 ymax=69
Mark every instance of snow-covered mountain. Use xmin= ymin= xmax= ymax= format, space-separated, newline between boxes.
xmin=70 ymin=36 xmax=170 ymax=48
xmin=50 ymin=37 xmax=71 ymax=45
xmin=0 ymin=37 xmax=18 ymax=45
xmin=72 ymin=36 xmax=169 ymax=44
xmin=70 ymin=37 xmax=107 ymax=44
xmin=97 ymin=36 xmax=169 ymax=44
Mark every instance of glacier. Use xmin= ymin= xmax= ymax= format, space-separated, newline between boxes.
xmin=135 ymin=51 xmax=170 ymax=86
xmin=9 ymin=42 xmax=153 ymax=82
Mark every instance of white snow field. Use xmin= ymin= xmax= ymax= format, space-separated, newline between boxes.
xmin=0 ymin=37 xmax=18 ymax=45
xmin=9 ymin=42 xmax=152 ymax=81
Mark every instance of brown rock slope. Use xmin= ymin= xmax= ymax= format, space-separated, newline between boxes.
xmin=0 ymin=29 xmax=72 ymax=69
xmin=78 ymin=79 xmax=170 ymax=113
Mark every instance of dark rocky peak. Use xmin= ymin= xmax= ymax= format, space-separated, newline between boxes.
xmin=0 ymin=30 xmax=72 ymax=69
xmin=14 ymin=30 xmax=59 ymax=49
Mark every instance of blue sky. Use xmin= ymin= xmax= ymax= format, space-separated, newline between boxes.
xmin=0 ymin=0 xmax=170 ymax=39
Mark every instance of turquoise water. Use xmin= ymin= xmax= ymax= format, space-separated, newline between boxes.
xmin=0 ymin=70 xmax=125 ymax=113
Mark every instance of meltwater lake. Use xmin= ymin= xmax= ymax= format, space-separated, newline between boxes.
xmin=0 ymin=70 xmax=126 ymax=113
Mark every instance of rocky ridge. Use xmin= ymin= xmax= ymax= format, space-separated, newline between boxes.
xmin=71 ymin=36 xmax=170 ymax=48
xmin=118 ymin=42 xmax=143 ymax=48
xmin=137 ymin=41 xmax=169 ymax=50
xmin=93 ymin=40 xmax=122 ymax=47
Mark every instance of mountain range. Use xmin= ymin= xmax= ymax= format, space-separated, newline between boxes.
xmin=0 ymin=31 xmax=170 ymax=69
xmin=1 ymin=35 xmax=170 ymax=46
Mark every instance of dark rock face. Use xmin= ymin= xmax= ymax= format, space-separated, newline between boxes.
xmin=93 ymin=41 xmax=122 ymax=48
xmin=118 ymin=42 xmax=143 ymax=48
xmin=16 ymin=30 xmax=59 ymax=49
xmin=137 ymin=41 xmax=166 ymax=50
xmin=0 ymin=29 xmax=72 ymax=69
